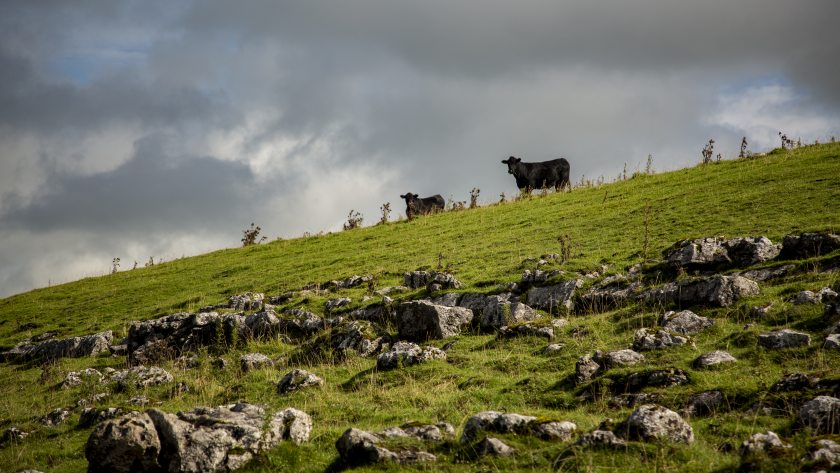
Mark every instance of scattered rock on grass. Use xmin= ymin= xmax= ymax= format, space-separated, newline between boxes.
xmin=798 ymin=396 xmax=840 ymax=434
xmin=575 ymin=430 xmax=627 ymax=449
xmin=660 ymin=310 xmax=714 ymax=335
xmin=376 ymin=341 xmax=446 ymax=370
xmin=240 ymin=353 xmax=274 ymax=373
xmin=757 ymin=329 xmax=811 ymax=349
xmin=526 ymin=279 xmax=583 ymax=313
xmin=633 ymin=328 xmax=688 ymax=351
xmin=396 ymin=301 xmax=473 ymax=341
xmin=693 ymin=351 xmax=737 ymax=369
xmin=277 ymin=369 xmax=324 ymax=395
xmin=614 ymin=404 xmax=694 ymax=444
xmin=739 ymin=431 xmax=791 ymax=457
xmin=474 ymin=437 xmax=515 ymax=457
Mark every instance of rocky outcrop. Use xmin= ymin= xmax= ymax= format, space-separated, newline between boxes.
xmin=457 ymin=293 xmax=541 ymax=331
xmin=127 ymin=312 xmax=245 ymax=365
xmin=757 ymin=329 xmax=811 ymax=348
xmin=806 ymin=439 xmax=840 ymax=466
xmin=659 ymin=310 xmax=713 ymax=335
xmin=404 ymin=271 xmax=462 ymax=292
xmin=228 ymin=292 xmax=264 ymax=311
xmin=578 ymin=278 xmax=643 ymax=313
xmin=642 ymin=275 xmax=759 ymax=307
xmin=460 ymin=411 xmax=575 ymax=444
xmin=110 ymin=366 xmax=174 ymax=388
xmin=664 ymin=236 xmax=780 ymax=269
xmin=396 ymin=301 xmax=473 ymax=341
xmin=87 ymin=403 xmax=311 ymax=473
xmin=624 ymin=369 xmax=689 ymax=391
xmin=779 ymin=232 xmax=840 ymax=259
xmin=376 ymin=342 xmax=446 ymax=370
xmin=614 ymin=404 xmax=694 ymax=443
xmin=1 ymin=331 xmax=113 ymax=362
xmin=526 ymin=279 xmax=583 ymax=313
xmin=277 ymin=369 xmax=324 ymax=395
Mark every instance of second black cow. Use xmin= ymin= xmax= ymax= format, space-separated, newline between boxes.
xmin=399 ymin=193 xmax=445 ymax=220
xmin=501 ymin=156 xmax=571 ymax=192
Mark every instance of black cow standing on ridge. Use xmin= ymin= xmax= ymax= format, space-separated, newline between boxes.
xmin=501 ymin=156 xmax=571 ymax=192
xmin=399 ymin=193 xmax=445 ymax=220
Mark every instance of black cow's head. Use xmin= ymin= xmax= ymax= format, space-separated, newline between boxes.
xmin=399 ymin=193 xmax=419 ymax=203
xmin=501 ymin=156 xmax=521 ymax=175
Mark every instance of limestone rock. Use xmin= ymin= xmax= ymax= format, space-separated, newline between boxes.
xmin=40 ymin=407 xmax=71 ymax=427
xmin=277 ymin=369 xmax=324 ymax=395
xmin=642 ymin=275 xmax=759 ymax=307
xmin=531 ymin=421 xmax=576 ymax=441
xmin=335 ymin=428 xmax=436 ymax=466
xmin=825 ymin=334 xmax=840 ymax=349
xmin=779 ymin=232 xmax=840 ymax=259
xmin=474 ymin=437 xmax=514 ymax=456
xmin=739 ymin=431 xmax=791 ymax=457
xmin=660 ymin=310 xmax=713 ymax=335
xmin=79 ymin=407 xmax=125 ymax=428
xmin=526 ymin=279 xmax=583 ymax=313
xmin=798 ymin=396 xmax=840 ymax=434
xmin=243 ymin=310 xmax=281 ymax=339
xmin=376 ymin=341 xmax=446 ymax=370
xmin=127 ymin=312 xmax=245 ymax=365
xmin=426 ymin=272 xmax=462 ymax=292
xmin=396 ymin=301 xmax=473 ymax=341
xmin=575 ymin=430 xmax=627 ymax=449
xmin=771 ymin=372 xmax=820 ymax=392
xmin=806 ymin=439 xmax=840 ymax=466
xmin=109 ymin=365 xmax=174 ymax=388
xmin=2 ymin=330 xmax=113 ymax=362
xmin=625 ymin=369 xmax=689 ymax=391
xmin=498 ymin=323 xmax=554 ymax=340
xmin=597 ymin=349 xmax=645 ymax=368
xmin=633 ymin=328 xmax=688 ymax=351
xmin=614 ymin=404 xmax=694 ymax=443
xmin=684 ymin=391 xmax=724 ymax=416
xmin=239 ymin=353 xmax=274 ymax=373
xmin=458 ymin=293 xmax=541 ymax=331
xmin=575 ymin=354 xmax=602 ymax=383
xmin=693 ymin=350 xmax=737 ymax=369
xmin=62 ymin=368 xmax=103 ymax=389
xmin=461 ymin=411 xmax=536 ymax=443
xmin=757 ymin=329 xmax=811 ymax=349
xmin=229 ymin=292 xmax=264 ymax=311
xmin=85 ymin=411 xmax=161 ymax=473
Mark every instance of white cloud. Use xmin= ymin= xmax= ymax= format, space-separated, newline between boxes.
xmin=707 ymin=84 xmax=839 ymax=150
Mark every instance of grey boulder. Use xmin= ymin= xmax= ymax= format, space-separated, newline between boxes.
xmin=396 ymin=301 xmax=473 ymax=341
xmin=693 ymin=350 xmax=737 ymax=369
xmin=614 ymin=404 xmax=694 ymax=443
xmin=376 ymin=341 xmax=446 ymax=370
xmin=757 ymin=329 xmax=811 ymax=349
xmin=277 ymin=369 xmax=324 ymax=395
xmin=526 ymin=279 xmax=583 ymax=313
xmin=798 ymin=396 xmax=840 ymax=434
xmin=660 ymin=310 xmax=714 ymax=335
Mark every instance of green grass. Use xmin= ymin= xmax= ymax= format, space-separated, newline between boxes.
xmin=1 ymin=143 xmax=840 ymax=472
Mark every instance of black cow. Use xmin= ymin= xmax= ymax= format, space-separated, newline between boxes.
xmin=399 ymin=193 xmax=445 ymax=220
xmin=501 ymin=156 xmax=571 ymax=192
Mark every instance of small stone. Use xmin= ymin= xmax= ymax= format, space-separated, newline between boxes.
xmin=575 ymin=430 xmax=627 ymax=449
xmin=277 ymin=369 xmax=324 ymax=395
xmin=474 ymin=437 xmax=514 ymax=456
xmin=128 ymin=396 xmax=148 ymax=406
xmin=684 ymin=391 xmax=724 ymax=416
xmin=531 ymin=421 xmax=576 ymax=441
xmin=825 ymin=334 xmax=840 ymax=349
xmin=693 ymin=350 xmax=737 ymax=369
xmin=575 ymin=354 xmax=601 ymax=383
xmin=40 ymin=408 xmax=71 ymax=427
xmin=806 ymin=439 xmax=840 ymax=465
xmin=543 ymin=343 xmax=565 ymax=354
xmin=739 ymin=431 xmax=791 ymax=457
xmin=240 ymin=353 xmax=274 ymax=373
xmin=633 ymin=328 xmax=688 ymax=351
xmin=598 ymin=349 xmax=645 ymax=368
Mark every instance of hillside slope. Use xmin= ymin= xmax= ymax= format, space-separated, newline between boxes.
xmin=1 ymin=143 xmax=839 ymax=472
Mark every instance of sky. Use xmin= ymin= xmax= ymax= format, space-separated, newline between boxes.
xmin=1 ymin=0 xmax=839 ymax=298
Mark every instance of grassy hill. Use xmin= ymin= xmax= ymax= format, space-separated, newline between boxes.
xmin=1 ymin=143 xmax=839 ymax=471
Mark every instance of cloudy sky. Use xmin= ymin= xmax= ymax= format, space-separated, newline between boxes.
xmin=1 ymin=1 xmax=838 ymax=298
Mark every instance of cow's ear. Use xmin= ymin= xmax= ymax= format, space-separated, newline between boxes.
xmin=513 ymin=157 xmax=521 ymax=163
xmin=399 ymin=194 xmax=406 ymax=199
xmin=413 ymin=193 xmax=419 ymax=198
xmin=501 ymin=158 xmax=509 ymax=164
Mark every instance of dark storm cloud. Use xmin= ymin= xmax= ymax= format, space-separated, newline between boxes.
xmin=3 ymin=134 xmax=256 ymax=233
